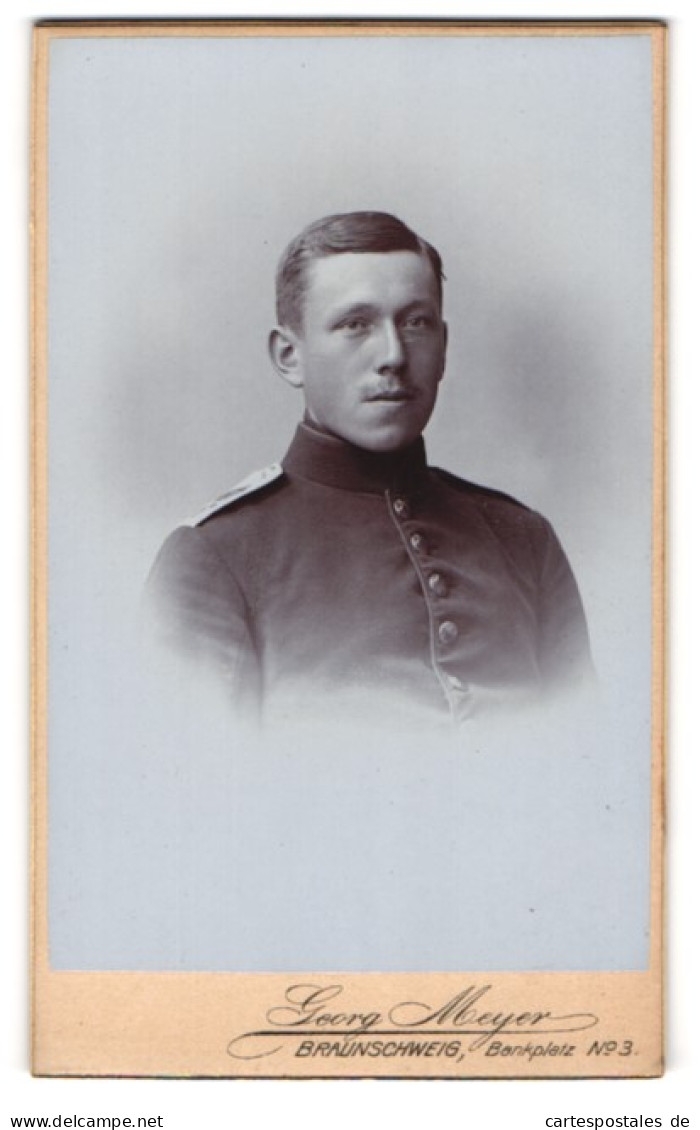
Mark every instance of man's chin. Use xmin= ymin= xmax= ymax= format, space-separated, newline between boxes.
xmin=306 ymin=414 xmax=424 ymax=453
xmin=345 ymin=427 xmax=422 ymax=454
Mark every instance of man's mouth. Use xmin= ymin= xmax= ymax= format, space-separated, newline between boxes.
xmin=365 ymin=388 xmax=415 ymax=403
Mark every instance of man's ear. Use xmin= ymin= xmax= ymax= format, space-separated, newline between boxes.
xmin=269 ymin=327 xmax=304 ymax=389
xmin=438 ymin=320 xmax=448 ymax=382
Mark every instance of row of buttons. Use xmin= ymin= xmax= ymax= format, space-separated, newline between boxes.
xmin=392 ymin=494 xmax=458 ymax=649
xmin=393 ymin=494 xmax=468 ymax=702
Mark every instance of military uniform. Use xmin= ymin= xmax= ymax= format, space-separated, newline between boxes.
xmin=146 ymin=422 xmax=592 ymax=728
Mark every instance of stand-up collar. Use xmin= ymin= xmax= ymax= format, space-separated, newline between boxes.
xmin=282 ymin=422 xmax=430 ymax=494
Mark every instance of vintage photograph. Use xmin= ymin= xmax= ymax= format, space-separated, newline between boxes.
xmin=32 ymin=20 xmax=664 ymax=1077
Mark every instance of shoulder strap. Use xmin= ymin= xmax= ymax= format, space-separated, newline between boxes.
xmin=185 ymin=463 xmax=284 ymax=527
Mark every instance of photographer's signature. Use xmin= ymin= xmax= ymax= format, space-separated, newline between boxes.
xmin=226 ymin=982 xmax=599 ymax=1059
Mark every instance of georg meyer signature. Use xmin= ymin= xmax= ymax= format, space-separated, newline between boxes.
xmin=226 ymin=982 xmax=599 ymax=1060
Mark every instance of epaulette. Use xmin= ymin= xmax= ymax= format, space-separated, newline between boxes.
xmin=185 ymin=463 xmax=284 ymax=527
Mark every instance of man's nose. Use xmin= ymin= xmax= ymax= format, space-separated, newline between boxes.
xmin=377 ymin=320 xmax=406 ymax=372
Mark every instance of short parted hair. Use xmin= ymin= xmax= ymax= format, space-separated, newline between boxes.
xmin=275 ymin=211 xmax=445 ymax=332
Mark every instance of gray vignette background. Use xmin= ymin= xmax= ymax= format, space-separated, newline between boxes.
xmin=46 ymin=32 xmax=654 ymax=972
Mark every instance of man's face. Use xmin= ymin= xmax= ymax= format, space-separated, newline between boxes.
xmin=285 ymin=250 xmax=447 ymax=453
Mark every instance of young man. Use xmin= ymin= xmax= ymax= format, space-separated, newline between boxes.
xmin=146 ymin=212 xmax=592 ymax=729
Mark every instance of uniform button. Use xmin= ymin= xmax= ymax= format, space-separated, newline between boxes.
xmin=393 ymin=498 xmax=409 ymax=518
xmin=447 ymin=675 xmax=465 ymax=690
xmin=438 ymin=620 xmax=458 ymax=645
xmin=428 ymin=571 xmax=447 ymax=597
xmin=409 ymin=532 xmax=425 ymax=551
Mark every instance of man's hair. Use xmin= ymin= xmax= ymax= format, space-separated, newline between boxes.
xmin=275 ymin=211 xmax=445 ymax=332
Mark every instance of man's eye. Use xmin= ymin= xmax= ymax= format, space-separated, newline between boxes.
xmin=404 ymin=314 xmax=433 ymax=330
xmin=339 ymin=318 xmax=370 ymax=333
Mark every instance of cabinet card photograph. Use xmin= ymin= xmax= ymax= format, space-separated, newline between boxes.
xmin=32 ymin=19 xmax=665 ymax=1078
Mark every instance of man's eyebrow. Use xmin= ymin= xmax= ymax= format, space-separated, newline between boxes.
xmin=327 ymin=298 xmax=438 ymax=324
xmin=399 ymin=299 xmax=438 ymax=313
xmin=327 ymin=302 xmax=378 ymax=323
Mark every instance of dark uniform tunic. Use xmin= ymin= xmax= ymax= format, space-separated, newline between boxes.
xmin=146 ymin=423 xmax=592 ymax=728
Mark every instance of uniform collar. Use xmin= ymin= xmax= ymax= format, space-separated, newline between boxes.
xmin=282 ymin=422 xmax=429 ymax=494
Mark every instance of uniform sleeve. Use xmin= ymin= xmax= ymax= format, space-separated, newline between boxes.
xmin=533 ymin=518 xmax=595 ymax=691
xmin=143 ymin=525 xmax=261 ymax=713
